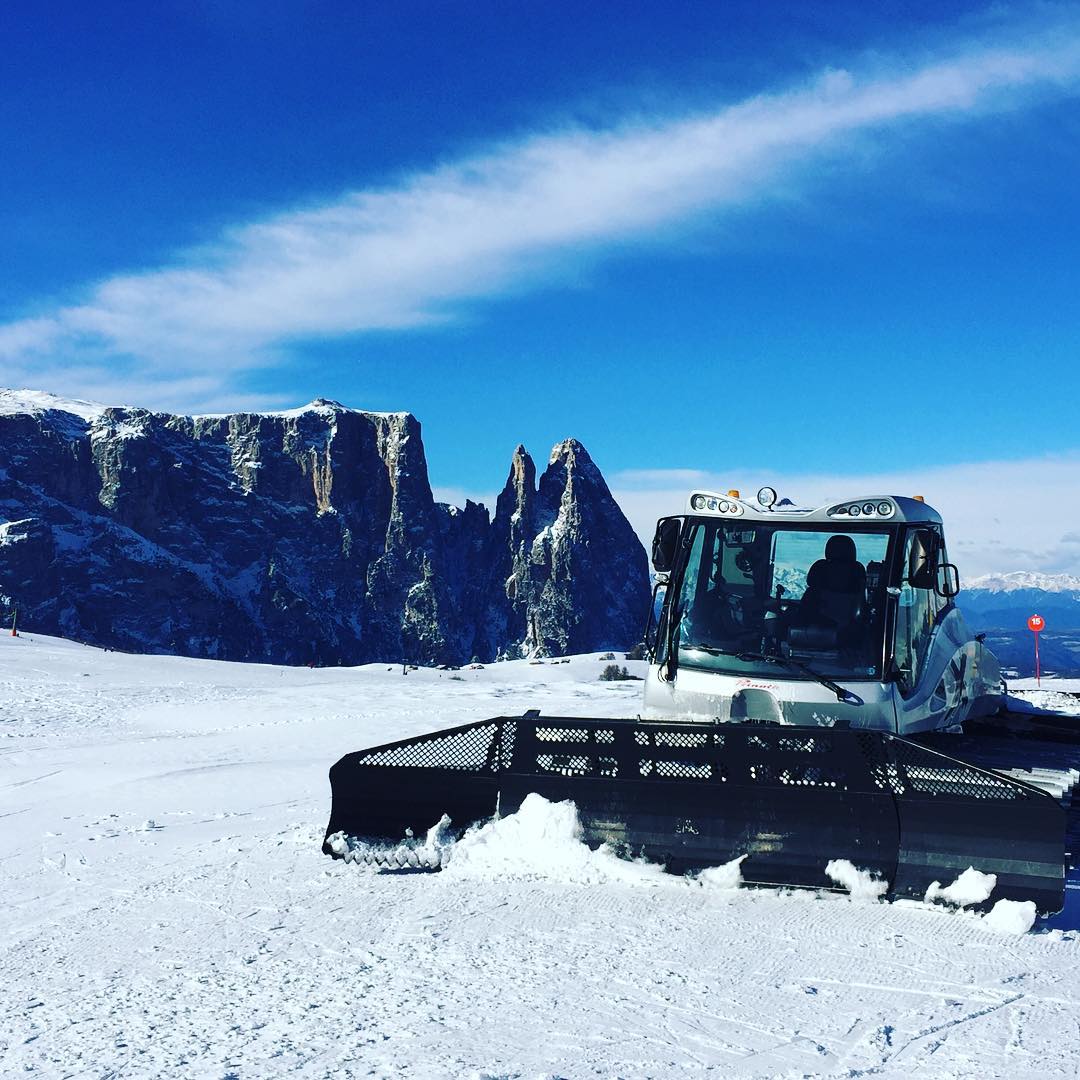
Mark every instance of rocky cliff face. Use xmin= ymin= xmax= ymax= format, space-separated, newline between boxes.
xmin=0 ymin=390 xmax=649 ymax=665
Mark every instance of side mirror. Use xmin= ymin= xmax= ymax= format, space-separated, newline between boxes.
xmin=908 ymin=529 xmax=938 ymax=590
xmin=936 ymin=562 xmax=960 ymax=599
xmin=651 ymin=517 xmax=682 ymax=574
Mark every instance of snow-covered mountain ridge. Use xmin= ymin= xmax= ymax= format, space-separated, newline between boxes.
xmin=0 ymin=387 xmax=405 ymax=423
xmin=966 ymin=570 xmax=1080 ymax=594
xmin=0 ymin=387 xmax=112 ymax=422
xmin=0 ymin=388 xmax=648 ymax=664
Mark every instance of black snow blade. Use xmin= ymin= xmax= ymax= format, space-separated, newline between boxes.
xmin=324 ymin=715 xmax=1066 ymax=913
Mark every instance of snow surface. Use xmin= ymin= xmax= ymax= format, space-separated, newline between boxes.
xmin=2 ymin=634 xmax=1080 ymax=1078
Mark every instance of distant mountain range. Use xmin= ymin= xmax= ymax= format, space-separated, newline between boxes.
xmin=963 ymin=571 xmax=1080 ymax=628
xmin=961 ymin=571 xmax=1080 ymax=678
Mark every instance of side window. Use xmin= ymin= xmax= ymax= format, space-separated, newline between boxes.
xmin=676 ymin=524 xmax=743 ymax=648
xmin=894 ymin=531 xmax=935 ymax=694
xmin=667 ymin=525 xmax=707 ymax=651
xmin=655 ymin=526 xmax=705 ymax=662
xmin=928 ymin=529 xmax=951 ymax=622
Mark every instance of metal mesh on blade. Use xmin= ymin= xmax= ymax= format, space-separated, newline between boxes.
xmin=355 ymin=720 xmax=511 ymax=772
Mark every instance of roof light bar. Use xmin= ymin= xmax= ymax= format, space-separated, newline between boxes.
xmin=689 ymin=491 xmax=744 ymax=516
xmin=828 ymin=500 xmax=895 ymax=519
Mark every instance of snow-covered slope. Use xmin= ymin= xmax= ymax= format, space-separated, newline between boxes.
xmin=2 ymin=634 xmax=1079 ymax=1077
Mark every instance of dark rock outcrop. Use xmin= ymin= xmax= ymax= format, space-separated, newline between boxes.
xmin=0 ymin=391 xmax=649 ymax=665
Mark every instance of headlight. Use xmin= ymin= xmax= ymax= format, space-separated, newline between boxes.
xmin=862 ymin=502 xmax=875 ymax=515
xmin=691 ymin=494 xmax=706 ymax=510
xmin=707 ymin=498 xmax=717 ymax=511
xmin=878 ymin=501 xmax=892 ymax=516
xmin=718 ymin=500 xmax=729 ymax=513
xmin=756 ymin=486 xmax=777 ymax=508
xmin=849 ymin=504 xmax=861 ymax=516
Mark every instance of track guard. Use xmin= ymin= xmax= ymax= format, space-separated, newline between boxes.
xmin=885 ymin=738 xmax=1065 ymax=913
xmin=324 ymin=715 xmax=1065 ymax=912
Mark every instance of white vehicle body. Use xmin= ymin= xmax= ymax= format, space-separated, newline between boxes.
xmin=644 ymin=489 xmax=1003 ymax=736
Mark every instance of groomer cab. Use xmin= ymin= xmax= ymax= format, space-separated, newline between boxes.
xmin=644 ymin=487 xmax=1002 ymax=734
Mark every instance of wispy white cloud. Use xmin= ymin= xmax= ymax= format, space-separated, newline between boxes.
xmin=609 ymin=454 xmax=1080 ymax=579
xmin=4 ymin=17 xmax=1080 ymax=409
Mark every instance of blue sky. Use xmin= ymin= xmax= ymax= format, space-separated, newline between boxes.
xmin=3 ymin=2 xmax=1080 ymax=572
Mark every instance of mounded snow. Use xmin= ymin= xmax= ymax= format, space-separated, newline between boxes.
xmin=925 ymin=867 xmax=998 ymax=908
xmin=825 ymin=858 xmax=889 ymax=900
xmin=694 ymin=853 xmax=747 ymax=890
xmin=445 ymin=792 xmax=666 ymax=885
xmin=984 ymin=899 xmax=1038 ymax=935
xmin=2 ymin=632 xmax=1079 ymax=1078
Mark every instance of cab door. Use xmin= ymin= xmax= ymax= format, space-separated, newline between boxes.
xmin=892 ymin=527 xmax=966 ymax=733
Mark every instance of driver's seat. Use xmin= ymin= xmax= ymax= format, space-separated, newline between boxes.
xmin=790 ymin=535 xmax=866 ymax=648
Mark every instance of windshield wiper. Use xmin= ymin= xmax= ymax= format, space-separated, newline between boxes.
xmin=682 ymin=643 xmax=739 ymax=657
xmin=750 ymin=651 xmax=863 ymax=706
xmin=682 ymin=643 xmax=862 ymax=706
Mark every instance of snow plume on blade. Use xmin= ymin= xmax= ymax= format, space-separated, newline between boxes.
xmin=693 ymin=854 xmax=748 ymax=891
xmin=925 ymin=866 xmax=997 ymax=908
xmin=444 ymin=793 xmax=667 ymax=885
xmin=920 ymin=868 xmax=1037 ymax=934
xmin=5 ymin=15 xmax=1080 ymax=408
xmin=825 ymin=859 xmax=889 ymax=901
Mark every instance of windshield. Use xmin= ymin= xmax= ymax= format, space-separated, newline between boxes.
xmin=670 ymin=520 xmax=893 ymax=681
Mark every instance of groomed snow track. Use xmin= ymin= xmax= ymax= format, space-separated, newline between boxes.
xmin=325 ymin=711 xmax=1068 ymax=912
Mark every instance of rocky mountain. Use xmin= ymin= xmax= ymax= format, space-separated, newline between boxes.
xmin=0 ymin=390 xmax=649 ymax=666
